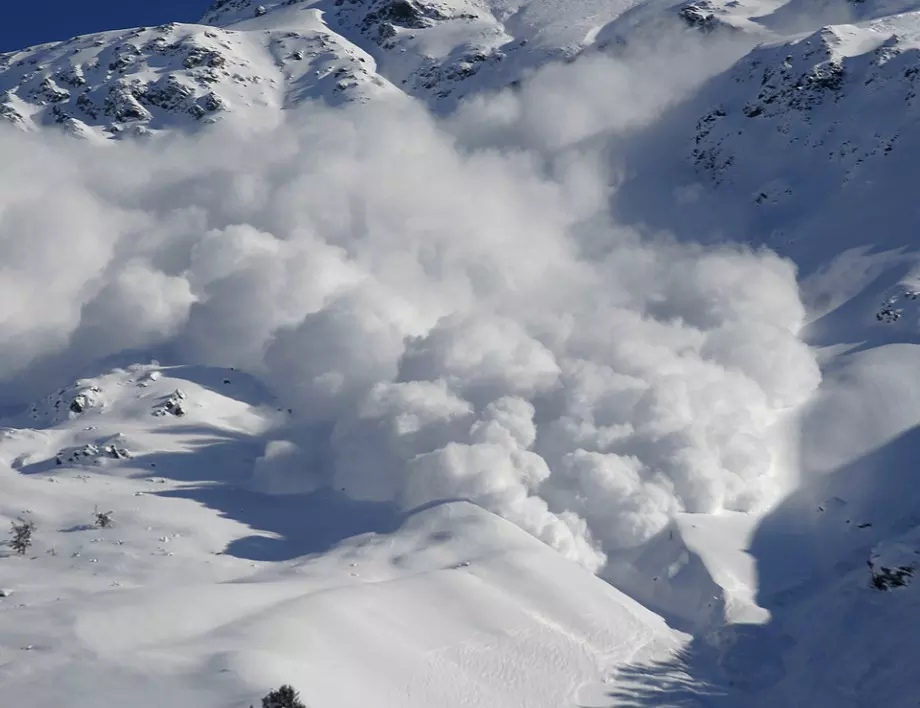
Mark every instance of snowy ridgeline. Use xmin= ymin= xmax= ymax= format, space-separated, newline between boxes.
xmin=0 ymin=14 xmax=391 ymax=139
xmin=0 ymin=0 xmax=914 ymax=137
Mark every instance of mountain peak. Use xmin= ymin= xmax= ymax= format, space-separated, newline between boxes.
xmin=200 ymin=0 xmax=278 ymax=27
xmin=0 ymin=11 xmax=392 ymax=139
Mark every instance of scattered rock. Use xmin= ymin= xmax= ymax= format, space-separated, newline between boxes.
xmin=55 ymin=441 xmax=132 ymax=467
xmin=876 ymin=306 xmax=901 ymax=323
xmin=876 ymin=290 xmax=919 ymax=323
xmin=153 ymin=389 xmax=189 ymax=417
xmin=29 ymin=383 xmax=104 ymax=424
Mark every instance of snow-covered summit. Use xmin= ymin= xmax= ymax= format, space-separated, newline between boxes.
xmin=11 ymin=0 xmax=920 ymax=138
xmin=200 ymin=0 xmax=644 ymax=110
xmin=0 ymin=14 xmax=392 ymax=139
xmin=5 ymin=0 xmax=920 ymax=139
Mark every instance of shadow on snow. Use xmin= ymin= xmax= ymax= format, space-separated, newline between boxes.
xmin=598 ymin=424 xmax=920 ymax=707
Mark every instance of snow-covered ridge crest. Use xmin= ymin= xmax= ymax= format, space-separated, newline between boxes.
xmin=692 ymin=13 xmax=920 ymax=186
xmin=0 ymin=14 xmax=392 ymax=139
xmin=201 ymin=0 xmax=530 ymax=110
xmin=202 ymin=0 xmax=733 ymax=111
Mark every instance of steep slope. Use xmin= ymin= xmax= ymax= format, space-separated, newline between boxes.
xmin=0 ymin=365 xmax=683 ymax=708
xmin=0 ymin=14 xmax=394 ymax=139
xmin=678 ymin=15 xmax=920 ymax=278
xmin=4 ymin=0 xmax=879 ymax=139
xmin=615 ymin=7 xmax=920 ymax=289
xmin=1 ymin=0 xmax=674 ymax=137
xmin=7 ymin=0 xmax=920 ymax=140
xmin=691 ymin=16 xmax=920 ymax=192
xmin=199 ymin=0 xmax=656 ymax=111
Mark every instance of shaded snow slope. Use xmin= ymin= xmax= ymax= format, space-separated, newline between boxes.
xmin=613 ymin=8 xmax=920 ymax=311
xmin=690 ymin=16 xmax=920 ymax=191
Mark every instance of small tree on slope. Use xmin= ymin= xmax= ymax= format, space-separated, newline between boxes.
xmin=94 ymin=509 xmax=114 ymax=529
xmin=9 ymin=518 xmax=36 ymax=555
xmin=256 ymin=685 xmax=306 ymax=708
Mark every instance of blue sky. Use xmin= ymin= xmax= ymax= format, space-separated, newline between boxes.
xmin=1 ymin=1 xmax=201 ymax=52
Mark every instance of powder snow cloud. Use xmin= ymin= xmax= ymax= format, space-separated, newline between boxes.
xmin=0 ymin=43 xmax=820 ymax=571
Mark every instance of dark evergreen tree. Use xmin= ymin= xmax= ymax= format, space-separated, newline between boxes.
xmin=94 ymin=510 xmax=114 ymax=528
xmin=260 ymin=685 xmax=306 ymax=708
xmin=9 ymin=518 xmax=36 ymax=555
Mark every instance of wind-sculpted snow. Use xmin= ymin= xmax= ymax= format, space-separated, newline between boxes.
xmin=0 ymin=52 xmax=819 ymax=570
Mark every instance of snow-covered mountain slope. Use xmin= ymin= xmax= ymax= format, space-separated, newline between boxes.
xmin=7 ymin=0 xmax=920 ymax=139
xmin=614 ymin=6 xmax=920 ymax=285
xmin=0 ymin=14 xmax=394 ymax=139
xmin=0 ymin=365 xmax=683 ymax=708
xmin=1 ymin=0 xmax=652 ymax=137
xmin=0 ymin=0 xmax=795 ymax=138
xmin=201 ymin=0 xmax=648 ymax=110
xmin=690 ymin=15 xmax=920 ymax=189
xmin=664 ymin=13 xmax=920 ymax=287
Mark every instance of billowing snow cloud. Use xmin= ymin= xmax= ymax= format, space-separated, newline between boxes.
xmin=0 ymin=47 xmax=820 ymax=571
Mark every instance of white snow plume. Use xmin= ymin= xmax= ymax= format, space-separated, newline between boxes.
xmin=0 ymin=47 xmax=819 ymax=571
xmin=447 ymin=27 xmax=755 ymax=155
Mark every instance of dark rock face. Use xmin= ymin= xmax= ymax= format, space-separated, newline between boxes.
xmin=868 ymin=533 xmax=920 ymax=591
xmin=676 ymin=1 xmax=740 ymax=34
xmin=688 ymin=26 xmax=920 ymax=187
xmin=870 ymin=563 xmax=914 ymax=591
xmin=367 ymin=0 xmax=439 ymax=29
xmin=678 ymin=2 xmax=720 ymax=32
xmin=200 ymin=0 xmax=257 ymax=25
xmin=0 ymin=24 xmax=249 ymax=136
xmin=353 ymin=0 xmax=452 ymax=44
